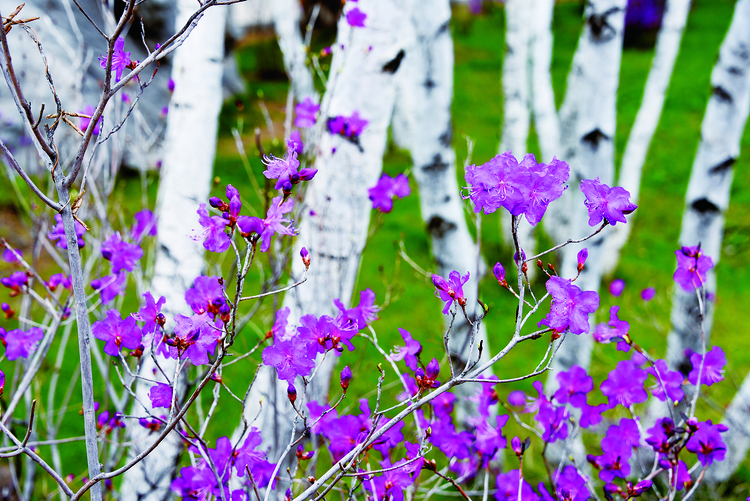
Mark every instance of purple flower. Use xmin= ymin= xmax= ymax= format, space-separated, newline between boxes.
xmin=328 ymin=111 xmax=369 ymax=139
xmin=90 ymin=271 xmax=127 ymax=305
xmin=101 ymin=232 xmax=143 ymax=273
xmin=98 ymin=36 xmax=131 ymax=83
xmin=306 ymin=401 xmax=338 ymax=434
xmin=554 ymin=365 xmax=593 ymax=407
xmin=577 ymin=248 xmax=588 ymax=272
xmin=539 ymin=276 xmax=599 ymax=335
xmin=592 ymin=305 xmax=630 ymax=344
xmin=346 ymin=7 xmax=367 ymax=27
xmin=79 ymin=105 xmax=103 ymax=136
xmin=579 ymin=402 xmax=609 ymax=429
xmin=92 ymin=309 xmax=142 ymax=357
xmin=686 ymin=420 xmax=728 ymax=467
xmin=535 ymin=401 xmax=569 ymax=443
xmin=432 ymin=270 xmax=470 ymax=314
xmin=48 ymin=214 xmax=86 ymax=249
xmin=297 ymin=313 xmax=354 ymax=355
xmin=673 ymin=245 xmax=713 ymax=291
xmin=647 ymin=359 xmax=685 ymax=402
xmin=47 ymin=273 xmax=71 ymax=291
xmin=261 ymin=139 xmax=317 ymax=191
xmin=646 ymin=417 xmax=674 ymax=453
xmin=194 ymin=203 xmax=229 ymax=253
xmin=507 ymin=390 xmax=526 ymax=407
xmin=149 ymin=382 xmax=173 ymax=409
xmin=463 ymin=152 xmax=529 ymax=215
xmin=494 ymin=470 xmax=539 ymax=501
xmin=1 ymin=271 xmax=28 ymax=296
xmin=0 ymin=369 xmax=4 ymax=397
xmin=362 ymin=460 xmax=413 ymax=501
xmin=3 ymin=327 xmax=43 ymax=360
xmin=295 ymin=97 xmax=319 ymax=128
xmin=235 ymin=429 xmax=275 ymax=488
xmin=641 ymin=287 xmax=656 ymax=301
xmin=415 ymin=358 xmax=441 ymax=390
xmin=134 ymin=292 xmax=167 ymax=338
xmin=2 ymin=248 xmax=21 ymax=263
xmin=388 ymin=328 xmax=422 ymax=371
xmin=515 ymin=156 xmax=570 ymax=226
xmin=609 ymin=278 xmax=625 ymax=297
xmin=131 ymin=209 xmax=157 ymax=243
xmin=333 ymin=288 xmax=379 ymax=330
xmin=599 ymin=359 xmax=648 ymax=408
xmin=430 ymin=418 xmax=473 ymax=460
xmin=493 ymin=262 xmax=507 ymax=287
xmin=185 ymin=275 xmax=226 ymax=318
xmin=475 ymin=414 xmax=509 ymax=460
xmin=688 ymin=346 xmax=726 ymax=387
xmin=237 ymin=196 xmax=297 ymax=252
xmin=167 ymin=78 xmax=175 ymax=92
xmin=262 ymin=338 xmax=316 ymax=383
xmin=591 ymin=450 xmax=631 ymax=483
xmin=602 ymin=418 xmax=641 ymax=453
xmin=368 ymin=173 xmax=411 ymax=213
xmin=340 ymin=366 xmax=352 ymax=390
xmin=166 ymin=313 xmax=221 ymax=365
xmin=580 ymin=177 xmax=637 ymax=226
xmin=541 ymin=466 xmax=589 ymax=501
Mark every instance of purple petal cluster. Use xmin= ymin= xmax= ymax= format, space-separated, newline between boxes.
xmin=592 ymin=305 xmax=630 ymax=344
xmin=98 ymin=36 xmax=131 ymax=83
xmin=368 ymin=173 xmax=411 ymax=213
xmin=149 ymin=382 xmax=173 ymax=409
xmin=327 ymin=111 xmax=368 ymax=139
xmin=237 ymin=196 xmax=298 ymax=252
xmin=131 ymin=210 xmax=157 ymax=245
xmin=195 ymin=203 xmax=229 ymax=253
xmin=345 ymin=7 xmax=367 ymax=27
xmin=539 ymin=276 xmax=599 ymax=335
xmin=101 ymin=232 xmax=143 ymax=273
xmin=2 ymin=327 xmax=44 ymax=360
xmin=673 ymin=245 xmax=713 ymax=292
xmin=47 ymin=273 xmax=71 ymax=291
xmin=261 ymin=139 xmax=317 ymax=191
xmin=599 ymin=359 xmax=648 ymax=408
xmin=1 ymin=271 xmax=28 ymax=296
xmin=294 ymin=97 xmax=319 ymax=128
xmin=388 ymin=328 xmax=422 ymax=371
xmin=185 ymin=275 xmax=227 ymax=320
xmin=432 ymin=270 xmax=470 ymax=314
xmin=688 ymin=346 xmax=725 ymax=387
xmin=48 ymin=214 xmax=86 ymax=249
xmin=164 ymin=313 xmax=221 ymax=365
xmin=333 ymin=288 xmax=379 ymax=330
xmin=647 ymin=359 xmax=685 ymax=402
xmin=580 ymin=177 xmax=637 ymax=226
xmin=686 ymin=420 xmax=728 ymax=466
xmin=90 ymin=271 xmax=127 ymax=305
xmin=92 ymin=309 xmax=142 ymax=357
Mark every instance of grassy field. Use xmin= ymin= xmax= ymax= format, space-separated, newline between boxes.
xmin=2 ymin=0 xmax=750 ymax=497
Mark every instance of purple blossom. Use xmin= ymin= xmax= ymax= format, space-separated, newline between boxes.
xmin=340 ymin=366 xmax=352 ymax=390
xmin=362 ymin=460 xmax=413 ymax=501
xmin=92 ymin=310 xmax=142 ymax=357
xmin=261 ymin=139 xmax=317 ymax=191
xmin=0 ymin=369 xmax=4 ymax=397
xmin=79 ymin=105 xmax=102 ymax=136
xmin=577 ymin=248 xmax=588 ymax=271
xmin=165 ymin=313 xmax=221 ymax=365
xmin=554 ymin=365 xmax=593 ymax=407
xmin=641 ymin=287 xmax=656 ymax=301
xmin=579 ymin=402 xmax=609 ymax=429
xmin=403 ymin=441 xmax=425 ymax=478
xmin=297 ymin=313 xmax=354 ymax=355
xmin=149 ymin=382 xmax=173 ymax=409
xmin=609 ymin=278 xmax=625 ymax=297
xmin=327 ymin=111 xmax=369 ymax=139
xmin=645 ymin=417 xmax=674 ymax=453
xmin=493 ymin=262 xmax=507 ymax=287
xmin=48 ymin=214 xmax=86 ymax=249
xmin=346 ymin=7 xmax=367 ymax=27
xmin=185 ymin=275 xmax=226 ymax=318
xmin=101 ymin=232 xmax=143 ymax=273
xmin=430 ymin=418 xmax=473 ymax=460
xmin=534 ymin=402 xmax=569 ymax=443
xmin=432 ymin=270 xmax=470 ymax=314
xmin=494 ymin=470 xmax=539 ymax=501
xmin=47 ymin=273 xmax=71 ymax=291
xmin=368 ymin=173 xmax=411 ymax=212
xmin=134 ymin=292 xmax=167 ymax=338
xmin=237 ymin=196 xmax=297 ymax=252
xmin=90 ymin=271 xmax=127 ymax=305
xmin=463 ymin=151 xmax=529 ymax=215
xmin=602 ymin=418 xmax=641 ymax=453
xmin=389 ymin=328 xmax=422 ymax=371
xmin=333 ymin=288 xmax=379 ymax=330
xmin=580 ymin=178 xmax=637 ymax=226
xmin=539 ymin=276 xmax=599 ymax=335
xmin=415 ymin=358 xmax=441 ymax=390
xmin=540 ymin=466 xmax=590 ymax=501
xmin=3 ymin=327 xmax=43 ymax=360
xmin=599 ymin=359 xmax=648 ymax=408
xmin=686 ymin=420 xmax=728 ymax=467
xmin=235 ymin=429 xmax=275 ymax=488
xmin=673 ymin=245 xmax=713 ymax=291
xmin=131 ymin=209 xmax=157 ymax=243
xmin=1 ymin=271 xmax=28 ymax=296
xmin=295 ymin=97 xmax=319 ymax=128
xmin=591 ymin=450 xmax=631 ymax=483
xmin=593 ymin=305 xmax=630 ymax=344
xmin=507 ymin=390 xmax=526 ymax=407
xmin=325 ymin=415 xmax=364 ymax=461
xmin=475 ymin=414 xmax=509 ymax=460
xmin=306 ymin=401 xmax=338 ymax=434
xmin=167 ymin=78 xmax=175 ymax=92
xmin=262 ymin=338 xmax=316 ymax=383
xmin=647 ymin=359 xmax=685 ymax=402
xmin=2 ymin=248 xmax=21 ymax=263
xmin=98 ymin=36 xmax=131 ymax=83
xmin=194 ymin=203 xmax=229 ymax=253
xmin=688 ymin=346 xmax=726 ymax=387
xmin=515 ymin=156 xmax=570 ymax=226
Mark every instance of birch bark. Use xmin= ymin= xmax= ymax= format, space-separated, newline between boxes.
xmin=601 ymin=0 xmax=692 ymax=274
xmin=120 ymin=3 xmax=227 ymax=499
xmin=271 ymin=0 xmax=317 ymax=102
xmin=391 ymin=0 xmax=491 ymax=422
xmin=235 ymin=0 xmax=413 ymax=493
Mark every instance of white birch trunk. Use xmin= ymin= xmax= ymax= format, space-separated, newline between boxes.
xmin=601 ymin=0 xmax=692 ymax=274
xmin=660 ymin=5 xmax=750 ymax=478
xmin=499 ymin=0 xmax=536 ymax=273
xmin=529 ymin=0 xmax=561 ymax=162
xmin=235 ymin=1 xmax=413 ymax=494
xmin=271 ymin=0 xmax=317 ymax=102
xmin=120 ymin=4 xmax=227 ymax=500
xmin=546 ymin=0 xmax=627 ymax=381
xmin=391 ymin=0 xmax=491 ymax=424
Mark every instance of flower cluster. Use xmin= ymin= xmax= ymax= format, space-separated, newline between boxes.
xmin=328 ymin=111 xmax=369 ymax=140
xmin=368 ymin=173 xmax=411 ymax=212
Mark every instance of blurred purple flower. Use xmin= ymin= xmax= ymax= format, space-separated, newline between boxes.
xmin=92 ymin=309 xmax=142 ymax=357
xmin=131 ymin=209 xmax=157 ymax=243
xmin=48 ymin=214 xmax=86 ymax=249
xmin=580 ymin=177 xmax=637 ymax=226
xmin=101 ymin=232 xmax=143 ymax=273
xmin=368 ymin=173 xmax=411 ymax=213
xmin=294 ymin=97 xmax=319 ymax=128
xmin=149 ymin=382 xmax=173 ymax=409
xmin=688 ymin=346 xmax=726 ymax=387
xmin=674 ymin=245 xmax=713 ymax=292
xmin=3 ymin=327 xmax=43 ymax=360
xmin=98 ymin=36 xmax=131 ymax=82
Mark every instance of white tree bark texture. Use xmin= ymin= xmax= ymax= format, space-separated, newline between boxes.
xmin=601 ymin=0 xmax=692 ymax=274
xmin=235 ymin=0 xmax=413 ymax=494
xmin=391 ymin=0 xmax=492 ymax=425
xmin=271 ymin=0 xmax=317 ymax=102
xmin=670 ymin=0 xmax=750 ymax=482
xmin=499 ymin=0 xmax=536 ymax=276
xmin=545 ymin=0 xmax=627 ymax=384
xmin=120 ymin=3 xmax=227 ymax=500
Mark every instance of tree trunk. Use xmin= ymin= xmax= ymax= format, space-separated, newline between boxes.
xmin=271 ymin=0 xmax=317 ymax=102
xmin=235 ymin=0 xmax=413 ymax=494
xmin=120 ymin=3 xmax=227 ymax=500
xmin=601 ymin=0 xmax=692 ymax=274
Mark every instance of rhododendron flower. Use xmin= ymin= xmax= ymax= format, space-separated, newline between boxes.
xmin=79 ymin=105 xmax=102 ymax=136
xmin=297 ymin=313 xmax=354 ymax=355
xmin=98 ymin=36 xmax=131 ymax=83
xmin=185 ymin=275 xmax=226 ymax=319
xmin=2 ymin=248 xmax=21 ymax=263
xmin=1 ymin=271 xmax=27 ymax=296
xmin=294 ymin=97 xmax=319 ymax=128
xmin=641 ymin=287 xmax=656 ymax=301
xmin=48 ymin=214 xmax=86 ymax=249
xmin=593 ymin=305 xmax=630 ymax=344
xmin=262 ymin=338 xmax=315 ymax=383
xmin=580 ymin=177 xmax=637 ymax=226
xmin=688 ymin=346 xmax=726 ymax=386
xmin=131 ymin=209 xmax=157 ymax=243
xmin=3 ymin=327 xmax=44 ymax=360
xmin=599 ymin=360 xmax=648 ymax=407
xmin=535 ymin=401 xmax=569 ymax=443
xmin=415 ymin=358 xmax=440 ymax=390
xmin=646 ymin=417 xmax=674 ymax=453
xmin=261 ymin=139 xmax=317 ymax=191
xmin=554 ymin=365 xmax=592 ymax=407
xmin=609 ymin=278 xmax=625 ymax=297
xmin=134 ymin=292 xmax=166 ymax=338
xmin=101 ymin=232 xmax=143 ymax=273
xmin=195 ymin=203 xmax=229 ymax=253
xmin=333 ymin=288 xmax=379 ymax=330
xmin=673 ymin=245 xmax=713 ymax=291
xmin=475 ymin=414 xmax=509 ymax=460
xmin=328 ymin=111 xmax=369 ymax=139
xmin=647 ymin=359 xmax=685 ymax=402
xmin=346 ymin=7 xmax=367 ymax=27
xmin=494 ymin=469 xmax=539 ymax=501
xmin=165 ymin=313 xmax=220 ymax=365
xmin=47 ymin=273 xmax=71 ymax=291
xmin=90 ymin=271 xmax=127 ymax=305
xmin=432 ymin=270 xmax=470 ymax=314
xmin=388 ymin=328 xmax=422 ymax=371
xmin=464 ymin=151 xmax=528 ymax=215
xmin=686 ymin=420 xmax=728 ymax=466
xmin=515 ymin=155 xmax=569 ymax=226
xmin=0 ymin=369 xmax=4 ymax=397
xmin=149 ymin=382 xmax=173 ymax=409
xmin=579 ymin=402 xmax=609 ymax=429
xmin=237 ymin=196 xmax=297 ymax=252
xmin=368 ymin=173 xmax=411 ymax=212
xmin=92 ymin=310 xmax=142 ymax=357
xmin=493 ymin=262 xmax=507 ymax=287
xmin=539 ymin=276 xmax=599 ymax=335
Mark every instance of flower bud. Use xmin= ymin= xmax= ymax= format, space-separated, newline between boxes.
xmin=287 ymin=383 xmax=297 ymax=404
xmin=209 ymin=197 xmax=228 ymax=211
xmin=340 ymin=365 xmax=352 ymax=391
xmin=577 ymin=248 xmax=588 ymax=272
xmin=300 ymin=247 xmax=311 ymax=269
xmin=493 ymin=262 xmax=507 ymax=287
